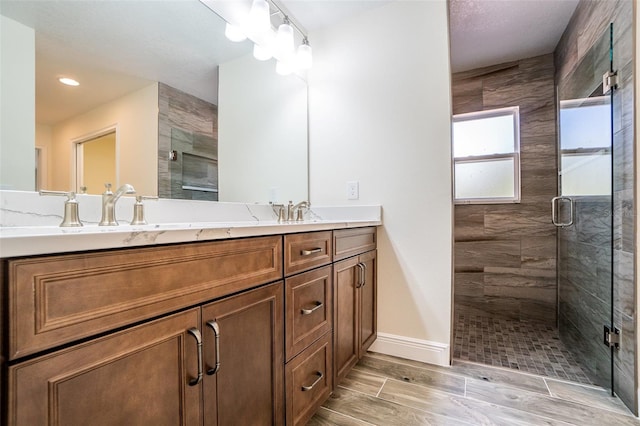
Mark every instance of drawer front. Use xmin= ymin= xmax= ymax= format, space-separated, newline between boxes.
xmin=285 ymin=266 xmax=332 ymax=361
xmin=285 ymin=332 xmax=333 ymax=426
xmin=284 ymin=231 xmax=332 ymax=276
xmin=8 ymin=235 xmax=283 ymax=360
xmin=333 ymin=227 xmax=376 ymax=261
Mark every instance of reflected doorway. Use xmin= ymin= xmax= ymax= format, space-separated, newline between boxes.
xmin=75 ymin=130 xmax=117 ymax=195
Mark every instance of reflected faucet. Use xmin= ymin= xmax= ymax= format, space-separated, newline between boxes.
xmin=290 ymin=201 xmax=310 ymax=222
xmin=99 ymin=183 xmax=136 ymax=226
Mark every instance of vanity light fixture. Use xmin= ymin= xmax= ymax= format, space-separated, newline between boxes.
xmin=225 ymin=22 xmax=247 ymax=42
xmin=275 ymin=16 xmax=294 ymax=58
xmin=248 ymin=0 xmax=271 ymax=35
xmin=296 ymin=37 xmax=312 ymax=70
xmin=58 ymin=77 xmax=80 ymax=86
xmin=218 ymin=0 xmax=312 ymax=73
xmin=253 ymin=43 xmax=272 ymax=61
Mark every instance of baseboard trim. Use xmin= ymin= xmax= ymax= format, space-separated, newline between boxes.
xmin=369 ymin=332 xmax=450 ymax=366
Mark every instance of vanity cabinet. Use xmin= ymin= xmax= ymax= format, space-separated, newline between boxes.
xmin=283 ymin=232 xmax=333 ymax=426
xmin=2 ymin=225 xmax=378 ymax=425
xmin=6 ymin=282 xmax=284 ymax=426
xmin=333 ymin=228 xmax=377 ymax=386
xmin=3 ymin=237 xmax=284 ymax=426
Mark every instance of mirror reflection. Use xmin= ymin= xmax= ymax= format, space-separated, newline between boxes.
xmin=0 ymin=0 xmax=308 ymax=204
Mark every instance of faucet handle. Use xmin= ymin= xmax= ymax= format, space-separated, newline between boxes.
xmin=39 ymin=190 xmax=83 ymax=227
xmin=269 ymin=203 xmax=286 ymax=223
xmin=103 ymin=183 xmax=113 ymax=195
xmin=130 ymin=195 xmax=158 ymax=226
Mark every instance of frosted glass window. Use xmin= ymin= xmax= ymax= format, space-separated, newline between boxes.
xmin=452 ymin=107 xmax=520 ymax=203
xmin=453 ymin=114 xmax=515 ymax=157
xmin=561 ymin=153 xmax=611 ymax=196
xmin=455 ymin=159 xmax=515 ymax=199
xmin=560 ymin=101 xmax=610 ymax=150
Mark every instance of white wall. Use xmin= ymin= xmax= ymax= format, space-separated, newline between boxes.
xmin=1 ymin=16 xmax=35 ymax=190
xmin=219 ymin=54 xmax=308 ymax=204
xmin=309 ymin=0 xmax=453 ymax=364
xmin=35 ymin=124 xmax=53 ymax=189
xmin=50 ymin=83 xmax=159 ymax=196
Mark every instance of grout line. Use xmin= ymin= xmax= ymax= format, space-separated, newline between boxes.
xmin=316 ymin=406 xmax=377 ymax=426
xmin=376 ymin=378 xmax=387 ymax=398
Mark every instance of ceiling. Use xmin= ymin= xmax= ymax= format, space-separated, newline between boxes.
xmin=1 ymin=0 xmax=580 ymax=125
xmin=448 ymin=0 xmax=579 ymax=73
xmin=1 ymin=0 xmax=245 ymax=125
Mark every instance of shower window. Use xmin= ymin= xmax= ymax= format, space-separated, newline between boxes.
xmin=559 ymin=97 xmax=611 ymax=196
xmin=452 ymin=107 xmax=521 ymax=204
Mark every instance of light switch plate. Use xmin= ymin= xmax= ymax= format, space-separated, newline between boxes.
xmin=347 ymin=181 xmax=359 ymax=200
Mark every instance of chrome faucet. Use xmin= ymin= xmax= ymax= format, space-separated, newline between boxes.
xmin=99 ymin=183 xmax=136 ymax=226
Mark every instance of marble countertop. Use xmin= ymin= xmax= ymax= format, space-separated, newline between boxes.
xmin=0 ymin=191 xmax=382 ymax=257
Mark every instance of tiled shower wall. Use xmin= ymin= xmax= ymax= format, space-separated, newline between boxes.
xmin=452 ymin=54 xmax=558 ymax=325
xmin=157 ymin=82 xmax=218 ymax=200
xmin=554 ymin=0 xmax=636 ymax=413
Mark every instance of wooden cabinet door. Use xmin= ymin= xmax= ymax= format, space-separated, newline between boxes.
xmin=359 ymin=250 xmax=377 ymax=354
xmin=7 ymin=309 xmax=202 ymax=426
xmin=333 ymin=257 xmax=360 ymax=385
xmin=201 ymin=282 xmax=284 ymax=426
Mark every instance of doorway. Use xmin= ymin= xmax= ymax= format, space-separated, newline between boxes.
xmin=75 ymin=130 xmax=117 ymax=195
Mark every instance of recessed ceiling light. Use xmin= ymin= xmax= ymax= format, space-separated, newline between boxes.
xmin=58 ymin=77 xmax=80 ymax=86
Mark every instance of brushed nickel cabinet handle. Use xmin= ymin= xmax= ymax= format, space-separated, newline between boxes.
xmin=301 ymin=247 xmax=322 ymax=256
xmin=301 ymin=301 xmax=323 ymax=315
xmin=361 ymin=262 xmax=368 ymax=287
xmin=301 ymin=371 xmax=324 ymax=391
xmin=356 ymin=263 xmax=365 ymax=288
xmin=205 ymin=320 xmax=221 ymax=375
xmin=187 ymin=328 xmax=203 ymax=386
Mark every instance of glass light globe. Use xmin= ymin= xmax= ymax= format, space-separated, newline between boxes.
xmin=225 ymin=23 xmax=246 ymax=42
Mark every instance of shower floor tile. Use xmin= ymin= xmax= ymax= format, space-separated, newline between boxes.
xmin=453 ymin=313 xmax=594 ymax=385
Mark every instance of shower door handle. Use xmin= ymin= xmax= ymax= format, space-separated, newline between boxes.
xmin=551 ymin=196 xmax=574 ymax=227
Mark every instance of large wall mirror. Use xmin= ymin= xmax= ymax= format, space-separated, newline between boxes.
xmin=0 ymin=0 xmax=308 ymax=204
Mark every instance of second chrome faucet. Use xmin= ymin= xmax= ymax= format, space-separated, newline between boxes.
xmin=99 ymin=183 xmax=136 ymax=226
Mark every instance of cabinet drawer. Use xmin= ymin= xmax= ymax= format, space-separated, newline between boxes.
xmin=284 ymin=231 xmax=332 ymax=276
xmin=285 ymin=332 xmax=332 ymax=426
xmin=285 ymin=266 xmax=332 ymax=361
xmin=333 ymin=227 xmax=376 ymax=261
xmin=7 ymin=235 xmax=282 ymax=360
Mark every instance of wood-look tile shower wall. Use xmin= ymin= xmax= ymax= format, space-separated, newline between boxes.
xmin=554 ymin=0 xmax=636 ymax=414
xmin=157 ymin=82 xmax=218 ymax=200
xmin=452 ymin=54 xmax=558 ymax=325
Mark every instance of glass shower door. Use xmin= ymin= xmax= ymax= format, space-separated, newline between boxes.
xmin=555 ymin=25 xmax=614 ymax=389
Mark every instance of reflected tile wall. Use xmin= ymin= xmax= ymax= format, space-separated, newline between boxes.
xmin=158 ymin=83 xmax=218 ymax=200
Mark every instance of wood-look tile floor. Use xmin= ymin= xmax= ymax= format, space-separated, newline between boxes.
xmin=309 ymin=352 xmax=639 ymax=425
